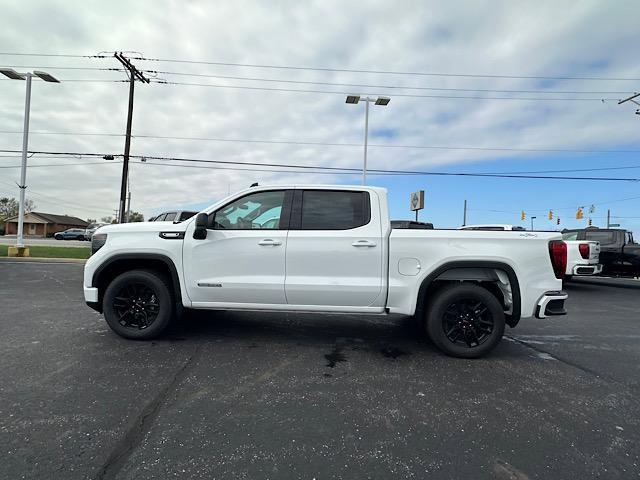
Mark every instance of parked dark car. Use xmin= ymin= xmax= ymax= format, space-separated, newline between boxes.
xmin=149 ymin=210 xmax=197 ymax=223
xmin=569 ymin=228 xmax=640 ymax=278
xmin=54 ymin=228 xmax=87 ymax=240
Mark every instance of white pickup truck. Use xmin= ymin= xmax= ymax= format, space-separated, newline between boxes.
xmin=84 ymin=185 xmax=568 ymax=358
xmin=561 ymin=231 xmax=602 ymax=279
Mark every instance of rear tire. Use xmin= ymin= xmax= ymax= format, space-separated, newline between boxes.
xmin=425 ymin=283 xmax=505 ymax=358
xmin=103 ymin=269 xmax=174 ymax=340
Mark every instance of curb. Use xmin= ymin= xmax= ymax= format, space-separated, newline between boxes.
xmin=0 ymin=256 xmax=87 ymax=264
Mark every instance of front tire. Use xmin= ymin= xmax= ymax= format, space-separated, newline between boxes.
xmin=103 ymin=269 xmax=174 ymax=340
xmin=426 ymin=283 xmax=505 ymax=358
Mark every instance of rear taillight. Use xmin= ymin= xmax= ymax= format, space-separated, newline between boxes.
xmin=578 ymin=243 xmax=590 ymax=259
xmin=548 ymin=240 xmax=567 ymax=279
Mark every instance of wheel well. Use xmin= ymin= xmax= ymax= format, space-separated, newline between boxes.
xmin=93 ymin=256 xmax=181 ymax=311
xmin=415 ymin=264 xmax=521 ymax=327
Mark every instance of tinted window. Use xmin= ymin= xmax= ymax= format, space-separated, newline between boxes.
xmin=214 ymin=190 xmax=285 ymax=230
xmin=584 ymin=231 xmax=616 ymax=245
xmin=562 ymin=232 xmax=579 ymax=240
xmin=301 ymin=191 xmax=369 ymax=230
xmin=179 ymin=211 xmax=196 ymax=221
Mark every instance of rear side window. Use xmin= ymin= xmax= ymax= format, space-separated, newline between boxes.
xmin=584 ymin=231 xmax=615 ymax=245
xmin=562 ymin=232 xmax=579 ymax=240
xmin=300 ymin=190 xmax=370 ymax=230
xmin=164 ymin=212 xmax=177 ymax=222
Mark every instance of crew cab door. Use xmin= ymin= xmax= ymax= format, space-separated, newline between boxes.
xmin=183 ymin=189 xmax=292 ymax=307
xmin=284 ymin=189 xmax=384 ymax=309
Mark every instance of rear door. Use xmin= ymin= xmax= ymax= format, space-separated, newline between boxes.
xmin=284 ymin=189 xmax=384 ymax=309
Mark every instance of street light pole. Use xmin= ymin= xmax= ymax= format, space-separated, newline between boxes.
xmin=531 ymin=216 xmax=537 ymax=231
xmin=345 ymin=95 xmax=390 ymax=185
xmin=0 ymin=69 xmax=60 ymax=250
xmin=16 ymin=73 xmax=33 ymax=247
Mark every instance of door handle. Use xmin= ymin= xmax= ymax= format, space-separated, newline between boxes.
xmin=258 ymin=239 xmax=282 ymax=246
xmin=352 ymin=240 xmax=377 ymax=247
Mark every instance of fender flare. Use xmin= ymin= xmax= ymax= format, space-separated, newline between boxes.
xmin=415 ymin=260 xmax=521 ymax=327
xmin=92 ymin=253 xmax=183 ymax=305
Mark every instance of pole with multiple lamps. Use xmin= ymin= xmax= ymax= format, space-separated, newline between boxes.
xmin=0 ymin=68 xmax=60 ymax=251
xmin=345 ymin=95 xmax=390 ymax=185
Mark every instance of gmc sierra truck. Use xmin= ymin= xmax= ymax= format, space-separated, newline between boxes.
xmin=84 ymin=185 xmax=568 ymax=358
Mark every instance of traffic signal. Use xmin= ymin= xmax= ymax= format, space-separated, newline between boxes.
xmin=548 ymin=210 xmax=553 ymax=220
xmin=576 ymin=208 xmax=584 ymax=220
xmin=556 ymin=218 xmax=560 ymax=225
xmin=588 ymin=218 xmax=592 ymax=226
xmin=521 ymin=211 xmax=525 ymax=221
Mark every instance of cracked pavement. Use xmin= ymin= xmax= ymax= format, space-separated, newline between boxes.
xmin=1 ymin=263 xmax=639 ymax=479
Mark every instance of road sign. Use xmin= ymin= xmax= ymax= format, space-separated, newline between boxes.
xmin=410 ymin=190 xmax=424 ymax=211
xmin=609 ymin=223 xmax=620 ymax=227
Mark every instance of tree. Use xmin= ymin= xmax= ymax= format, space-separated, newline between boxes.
xmin=100 ymin=216 xmax=115 ymax=224
xmin=128 ymin=211 xmax=144 ymax=222
xmin=0 ymin=197 xmax=35 ymax=219
xmin=86 ymin=218 xmax=96 ymax=224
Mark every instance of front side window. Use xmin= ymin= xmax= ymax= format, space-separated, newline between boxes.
xmin=300 ymin=190 xmax=370 ymax=230
xmin=214 ymin=190 xmax=285 ymax=230
xmin=164 ymin=212 xmax=177 ymax=222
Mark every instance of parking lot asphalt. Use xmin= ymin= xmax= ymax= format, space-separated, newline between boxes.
xmin=1 ymin=263 xmax=639 ymax=480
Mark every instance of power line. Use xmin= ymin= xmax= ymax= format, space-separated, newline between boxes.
xmin=150 ymin=79 xmax=619 ymax=101
xmin=2 ymin=149 xmax=639 ymax=181
xmin=0 ymin=64 xmax=124 ymax=72
xmin=143 ymin=70 xmax=634 ymax=95
xmin=2 ymin=129 xmax=639 ymax=155
xmin=130 ymin=55 xmax=640 ymax=82
xmin=0 ymin=52 xmax=108 ymax=59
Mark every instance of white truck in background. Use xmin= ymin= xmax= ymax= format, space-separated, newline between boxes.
xmin=561 ymin=230 xmax=602 ymax=279
xmin=83 ymin=185 xmax=568 ymax=358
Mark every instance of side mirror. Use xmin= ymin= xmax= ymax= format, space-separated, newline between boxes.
xmin=193 ymin=213 xmax=208 ymax=240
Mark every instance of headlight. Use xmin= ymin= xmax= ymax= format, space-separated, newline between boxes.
xmin=91 ymin=234 xmax=108 ymax=255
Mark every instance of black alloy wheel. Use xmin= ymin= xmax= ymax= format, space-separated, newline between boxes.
xmin=102 ymin=269 xmax=174 ymax=340
xmin=425 ymin=283 xmax=505 ymax=358
xmin=112 ymin=282 xmax=161 ymax=330
xmin=442 ymin=299 xmax=494 ymax=348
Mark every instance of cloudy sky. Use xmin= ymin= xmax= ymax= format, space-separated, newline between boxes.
xmin=1 ymin=0 xmax=639 ymax=230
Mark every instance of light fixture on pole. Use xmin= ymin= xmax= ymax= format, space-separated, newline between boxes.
xmin=0 ymin=69 xmax=60 ymax=251
xmin=345 ymin=95 xmax=391 ymax=185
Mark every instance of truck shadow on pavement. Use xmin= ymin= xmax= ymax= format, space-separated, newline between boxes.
xmin=152 ymin=309 xmax=521 ymax=361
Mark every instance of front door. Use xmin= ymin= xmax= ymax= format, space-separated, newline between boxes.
xmin=285 ymin=189 xmax=384 ymax=309
xmin=183 ymin=189 xmax=291 ymax=307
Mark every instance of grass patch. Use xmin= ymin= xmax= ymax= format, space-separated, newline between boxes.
xmin=0 ymin=244 xmax=90 ymax=259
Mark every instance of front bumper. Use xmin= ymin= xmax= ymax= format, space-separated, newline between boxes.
xmin=572 ymin=263 xmax=602 ymax=276
xmin=535 ymin=291 xmax=568 ymax=319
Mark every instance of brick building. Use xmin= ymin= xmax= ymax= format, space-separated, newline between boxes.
xmin=3 ymin=212 xmax=88 ymax=237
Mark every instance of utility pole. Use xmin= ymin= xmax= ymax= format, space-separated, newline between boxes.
xmin=607 ymin=209 xmax=611 ymax=228
xmin=113 ymin=52 xmax=149 ymax=223
xmin=463 ymin=199 xmax=467 ymax=226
